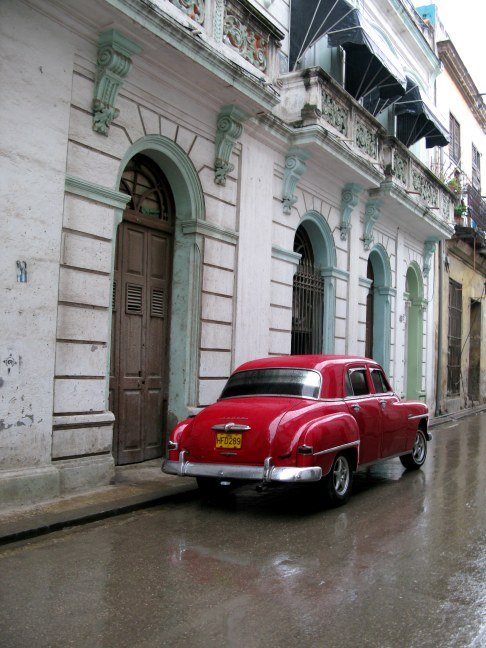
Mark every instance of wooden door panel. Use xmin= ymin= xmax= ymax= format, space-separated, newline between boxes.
xmin=145 ymin=388 xmax=163 ymax=446
xmin=122 ymin=312 xmax=144 ymax=377
xmin=125 ymin=227 xmax=145 ymax=275
xmin=113 ymin=220 xmax=172 ymax=464
xmin=120 ymin=389 xmax=143 ymax=452
xmin=150 ymin=235 xmax=168 ymax=278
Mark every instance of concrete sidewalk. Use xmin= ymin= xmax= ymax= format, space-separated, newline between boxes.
xmin=0 ymin=461 xmax=198 ymax=545
xmin=1 ymin=405 xmax=484 ymax=545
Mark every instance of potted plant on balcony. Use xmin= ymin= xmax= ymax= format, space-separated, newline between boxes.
xmin=454 ymin=201 xmax=467 ymax=219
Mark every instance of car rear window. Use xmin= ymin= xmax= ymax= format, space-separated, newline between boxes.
xmin=220 ymin=368 xmax=322 ymax=400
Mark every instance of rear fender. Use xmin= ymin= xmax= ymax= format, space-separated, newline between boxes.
xmin=298 ymin=412 xmax=360 ymax=476
xmin=167 ymin=418 xmax=194 ymax=461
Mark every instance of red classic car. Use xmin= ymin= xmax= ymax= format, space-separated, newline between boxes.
xmin=162 ymin=355 xmax=430 ymax=505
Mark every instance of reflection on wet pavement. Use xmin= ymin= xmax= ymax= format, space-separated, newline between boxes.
xmin=0 ymin=414 xmax=485 ymax=648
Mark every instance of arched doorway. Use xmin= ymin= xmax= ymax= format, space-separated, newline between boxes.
xmin=405 ymin=262 xmax=424 ymax=400
xmin=110 ymin=154 xmax=175 ymax=464
xmin=365 ymin=245 xmax=393 ymax=372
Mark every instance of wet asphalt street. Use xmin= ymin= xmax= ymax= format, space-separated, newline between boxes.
xmin=0 ymin=413 xmax=485 ymax=648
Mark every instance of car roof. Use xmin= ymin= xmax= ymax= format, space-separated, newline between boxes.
xmin=234 ymin=355 xmax=381 ymax=373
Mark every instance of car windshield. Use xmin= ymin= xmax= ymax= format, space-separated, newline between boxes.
xmin=220 ymin=368 xmax=322 ymax=400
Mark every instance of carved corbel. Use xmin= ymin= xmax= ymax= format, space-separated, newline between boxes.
xmin=340 ymin=183 xmax=362 ymax=240
xmin=214 ymin=105 xmax=248 ymax=186
xmin=423 ymin=238 xmax=438 ymax=277
xmin=363 ymin=194 xmax=383 ymax=250
xmin=92 ymin=30 xmax=142 ymax=135
xmin=282 ymin=147 xmax=311 ymax=214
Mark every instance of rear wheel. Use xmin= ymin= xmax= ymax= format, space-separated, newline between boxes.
xmin=400 ymin=429 xmax=427 ymax=470
xmin=322 ymin=453 xmax=353 ymax=507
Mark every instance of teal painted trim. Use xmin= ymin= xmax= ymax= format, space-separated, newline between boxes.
xmin=405 ymin=262 xmax=425 ymax=400
xmin=92 ymin=30 xmax=142 ymax=135
xmin=106 ymin=0 xmax=280 ymax=110
xmin=322 ymin=267 xmax=349 ymax=281
xmin=340 ymin=183 xmax=362 ymax=241
xmin=214 ymin=105 xmax=248 ymax=186
xmin=300 ymin=211 xmax=337 ymax=267
xmin=272 ymin=246 xmax=301 ymax=265
xmin=114 ymin=135 xmax=206 ymax=423
xmin=369 ymin=244 xmax=393 ymax=373
xmin=181 ymin=220 xmax=238 ymax=244
xmin=282 ymin=147 xmax=311 ymax=214
xmin=377 ymin=286 xmax=397 ymax=298
xmin=363 ymin=195 xmax=383 ymax=251
xmin=359 ymin=276 xmax=373 ymax=289
xmin=116 ymin=135 xmax=205 ymax=221
xmin=369 ymin=243 xmax=392 ymax=288
xmin=65 ymin=175 xmax=130 ymax=209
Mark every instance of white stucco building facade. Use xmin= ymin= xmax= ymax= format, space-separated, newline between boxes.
xmin=1 ymin=0 xmax=457 ymax=506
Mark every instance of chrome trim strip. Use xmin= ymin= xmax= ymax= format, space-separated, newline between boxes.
xmin=211 ymin=423 xmax=251 ymax=432
xmin=313 ymin=440 xmax=360 ymax=457
xmin=408 ymin=413 xmax=429 ymax=420
xmin=162 ymin=458 xmax=322 ymax=483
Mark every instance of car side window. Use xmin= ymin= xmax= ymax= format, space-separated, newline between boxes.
xmin=370 ymin=369 xmax=391 ymax=394
xmin=347 ymin=369 xmax=370 ymax=396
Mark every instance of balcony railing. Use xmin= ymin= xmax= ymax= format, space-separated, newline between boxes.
xmin=275 ymin=67 xmax=454 ymax=225
xmin=431 ymin=151 xmax=486 ymax=232
xmin=465 ymin=184 xmax=486 ymax=231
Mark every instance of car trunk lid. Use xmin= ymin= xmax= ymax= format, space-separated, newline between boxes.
xmin=184 ymin=397 xmax=309 ymax=464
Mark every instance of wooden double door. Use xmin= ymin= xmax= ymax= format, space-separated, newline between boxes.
xmin=110 ymin=217 xmax=173 ymax=464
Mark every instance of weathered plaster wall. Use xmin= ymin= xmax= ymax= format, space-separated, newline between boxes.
xmin=0 ymin=0 xmax=72 ymax=503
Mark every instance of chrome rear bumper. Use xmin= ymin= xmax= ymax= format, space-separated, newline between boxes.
xmin=162 ymin=452 xmax=322 ymax=483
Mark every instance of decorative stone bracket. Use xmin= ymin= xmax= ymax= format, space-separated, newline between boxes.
xmin=363 ymin=192 xmax=383 ymax=250
xmin=214 ymin=105 xmax=248 ymax=186
xmin=340 ymin=183 xmax=362 ymax=240
xmin=423 ymin=238 xmax=438 ymax=277
xmin=92 ymin=30 xmax=142 ymax=136
xmin=282 ymin=147 xmax=311 ymax=214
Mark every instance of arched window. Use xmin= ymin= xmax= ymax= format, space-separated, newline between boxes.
xmin=291 ymin=225 xmax=324 ymax=354
xmin=120 ymin=154 xmax=174 ymax=223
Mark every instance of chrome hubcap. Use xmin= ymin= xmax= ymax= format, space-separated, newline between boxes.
xmin=412 ymin=432 xmax=426 ymax=463
xmin=333 ymin=456 xmax=350 ymax=496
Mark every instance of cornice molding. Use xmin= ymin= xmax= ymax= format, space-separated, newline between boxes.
xmin=437 ymin=40 xmax=486 ymax=134
xmin=65 ymin=175 xmax=130 ymax=209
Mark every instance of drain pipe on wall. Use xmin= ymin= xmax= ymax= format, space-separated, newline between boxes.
xmin=435 ymin=239 xmax=444 ymax=417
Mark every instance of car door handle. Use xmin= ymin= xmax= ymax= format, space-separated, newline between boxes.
xmin=352 ymin=404 xmax=361 ymax=413
xmin=379 ymin=400 xmax=387 ymax=409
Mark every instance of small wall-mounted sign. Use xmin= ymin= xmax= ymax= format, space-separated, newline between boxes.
xmin=16 ymin=260 xmax=27 ymax=283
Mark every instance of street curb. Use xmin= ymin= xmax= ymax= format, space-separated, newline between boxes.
xmin=429 ymin=404 xmax=486 ymax=428
xmin=0 ymin=486 xmax=198 ymax=546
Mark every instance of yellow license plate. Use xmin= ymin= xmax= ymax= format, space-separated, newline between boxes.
xmin=215 ymin=433 xmax=242 ymax=449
